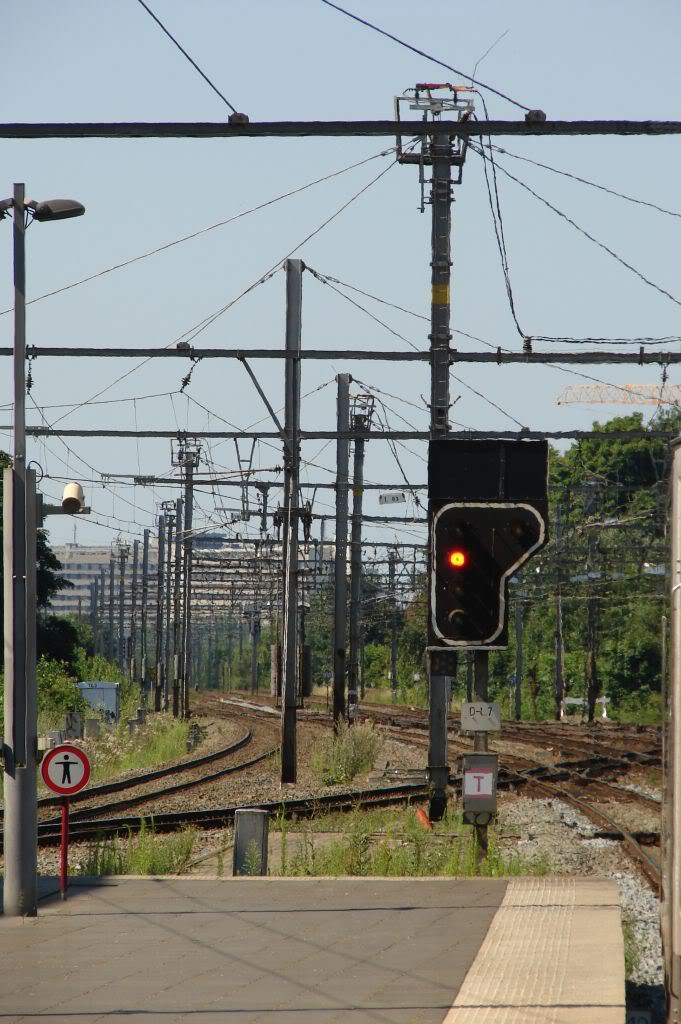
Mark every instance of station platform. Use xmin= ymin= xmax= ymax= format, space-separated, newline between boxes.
xmin=0 ymin=875 xmax=625 ymax=1023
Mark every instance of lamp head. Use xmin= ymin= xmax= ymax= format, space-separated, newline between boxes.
xmin=31 ymin=199 xmax=85 ymax=222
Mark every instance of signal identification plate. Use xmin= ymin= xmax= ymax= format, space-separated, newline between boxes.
xmin=460 ymin=702 xmax=501 ymax=732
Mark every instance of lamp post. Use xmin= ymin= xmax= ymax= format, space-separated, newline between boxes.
xmin=1 ymin=184 xmax=84 ymax=918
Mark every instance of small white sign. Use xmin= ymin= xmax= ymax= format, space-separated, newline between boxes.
xmin=378 ymin=492 xmax=406 ymax=505
xmin=464 ymin=767 xmax=494 ymax=797
xmin=460 ymin=702 xmax=501 ymax=731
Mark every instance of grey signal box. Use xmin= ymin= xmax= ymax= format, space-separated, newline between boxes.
xmin=462 ymin=753 xmax=498 ymax=824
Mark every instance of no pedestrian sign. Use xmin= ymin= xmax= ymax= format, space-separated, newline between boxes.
xmin=41 ymin=744 xmax=91 ymax=796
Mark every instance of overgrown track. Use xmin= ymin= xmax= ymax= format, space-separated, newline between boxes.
xmin=35 ymin=727 xmax=253 ymax=810
xmin=36 ymin=743 xmax=280 ymax=828
xmin=24 ymin=781 xmax=432 ymax=847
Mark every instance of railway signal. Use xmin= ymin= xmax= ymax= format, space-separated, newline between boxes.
xmin=428 ymin=439 xmax=549 ymax=650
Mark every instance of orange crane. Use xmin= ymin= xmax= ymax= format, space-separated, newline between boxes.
xmin=556 ymin=383 xmax=681 ymax=406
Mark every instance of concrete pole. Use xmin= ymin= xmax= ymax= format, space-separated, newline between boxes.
xmin=154 ymin=515 xmax=165 ymax=712
xmin=108 ymin=558 xmax=115 ymax=663
xmin=333 ymin=373 xmax=351 ymax=726
xmin=347 ymin=416 xmax=366 ymax=712
xmin=163 ymin=513 xmax=174 ymax=710
xmin=514 ymin=587 xmax=523 ymax=721
xmin=2 ymin=467 xmax=38 ymax=916
xmin=281 ymin=258 xmax=302 ymax=783
xmin=389 ymin=549 xmax=399 ymax=700
xmin=428 ymin=130 xmax=453 ymax=820
xmin=182 ymin=465 xmax=195 ymax=718
xmin=140 ymin=529 xmax=149 ymax=701
xmin=172 ymin=497 xmax=183 ymax=717
xmin=129 ymin=539 xmax=139 ymax=683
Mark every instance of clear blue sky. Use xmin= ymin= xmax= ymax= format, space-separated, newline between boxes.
xmin=2 ymin=0 xmax=680 ymax=551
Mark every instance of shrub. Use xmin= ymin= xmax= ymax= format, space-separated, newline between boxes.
xmin=311 ymin=720 xmax=381 ymax=785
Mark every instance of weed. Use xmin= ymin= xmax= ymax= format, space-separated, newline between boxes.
xmin=311 ymin=720 xmax=381 ymax=786
xmin=90 ymin=716 xmax=191 ymax=783
xmin=622 ymin=914 xmax=641 ymax=978
xmin=77 ymin=819 xmax=196 ymax=876
xmin=241 ymin=839 xmax=263 ymax=876
xmin=275 ymin=807 xmax=551 ymax=878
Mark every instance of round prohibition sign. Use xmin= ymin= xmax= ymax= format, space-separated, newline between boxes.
xmin=41 ymin=744 xmax=91 ymax=796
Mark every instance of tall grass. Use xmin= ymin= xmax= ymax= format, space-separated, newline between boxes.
xmin=311 ymin=720 xmax=382 ymax=785
xmin=277 ymin=807 xmax=550 ymax=878
xmin=90 ymin=717 xmax=191 ymax=782
xmin=77 ymin=819 xmax=196 ymax=876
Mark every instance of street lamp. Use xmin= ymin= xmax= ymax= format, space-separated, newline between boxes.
xmin=1 ymin=183 xmax=85 ymax=918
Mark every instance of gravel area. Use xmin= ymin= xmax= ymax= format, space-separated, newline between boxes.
xmin=499 ymin=794 xmax=663 ymax=1019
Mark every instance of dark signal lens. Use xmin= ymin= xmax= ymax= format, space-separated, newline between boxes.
xmin=447 ymin=549 xmax=466 ymax=569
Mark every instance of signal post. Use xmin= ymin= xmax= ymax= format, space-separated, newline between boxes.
xmin=427 ymin=439 xmax=548 ymax=844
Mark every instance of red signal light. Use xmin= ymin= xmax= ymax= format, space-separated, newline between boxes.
xmin=447 ymin=549 xmax=466 ymax=569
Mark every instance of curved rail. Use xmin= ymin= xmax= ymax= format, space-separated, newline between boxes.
xmin=37 ymin=744 xmax=280 ymax=829
xmin=35 ymin=727 xmax=253 ymax=810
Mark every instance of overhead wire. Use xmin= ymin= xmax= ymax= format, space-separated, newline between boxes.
xmin=482 ymin=142 xmax=681 ymax=220
xmin=471 ymin=142 xmax=681 ymax=315
xmin=135 ymin=0 xmax=239 ymax=114
xmin=317 ymin=0 xmax=530 ymax=111
xmin=0 ymin=146 xmax=399 ymax=318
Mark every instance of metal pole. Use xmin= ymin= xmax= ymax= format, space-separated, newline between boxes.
xmin=98 ymin=569 xmax=105 ymax=656
xmin=666 ymin=440 xmax=681 ymax=1018
xmin=514 ymin=587 xmax=523 ymax=721
xmin=172 ymin=497 xmax=183 ymax=717
xmin=91 ymin=578 xmax=99 ymax=654
xmin=281 ymin=258 xmax=302 ymax=783
xmin=163 ymin=513 xmax=174 ymax=710
xmin=473 ymin=650 xmax=489 ymax=861
xmin=389 ymin=549 xmax=398 ymax=700
xmin=154 ymin=515 xmax=165 ymax=712
xmin=129 ymin=539 xmax=139 ymax=683
xmin=333 ymin=373 xmax=351 ymax=726
xmin=250 ymin=610 xmax=260 ymax=693
xmin=183 ymin=463 xmax=195 ymax=718
xmin=140 ymin=528 xmax=149 ymax=701
xmin=554 ymin=506 xmax=564 ymax=721
xmin=108 ymin=559 xmax=115 ymax=663
xmin=428 ymin=130 xmax=453 ymax=819
xmin=118 ymin=547 xmax=127 ymax=672
xmin=347 ymin=423 xmax=366 ymax=712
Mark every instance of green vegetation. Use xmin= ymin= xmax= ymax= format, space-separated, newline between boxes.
xmin=274 ymin=807 xmax=550 ymax=878
xmin=89 ymin=715 xmax=191 ymax=782
xmin=622 ymin=914 xmax=641 ymax=978
xmin=311 ymin=720 xmax=381 ymax=785
xmin=76 ymin=819 xmax=196 ymax=876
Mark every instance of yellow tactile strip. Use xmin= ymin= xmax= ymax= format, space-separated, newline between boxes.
xmin=443 ymin=877 xmax=626 ymax=1024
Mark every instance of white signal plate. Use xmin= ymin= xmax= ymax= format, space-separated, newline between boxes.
xmin=460 ymin=702 xmax=501 ymax=732
xmin=378 ymin=492 xmax=406 ymax=505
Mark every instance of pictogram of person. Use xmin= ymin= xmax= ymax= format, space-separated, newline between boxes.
xmin=55 ymin=753 xmax=74 ymax=786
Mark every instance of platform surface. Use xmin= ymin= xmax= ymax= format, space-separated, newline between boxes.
xmin=0 ymin=875 xmax=625 ymax=1024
